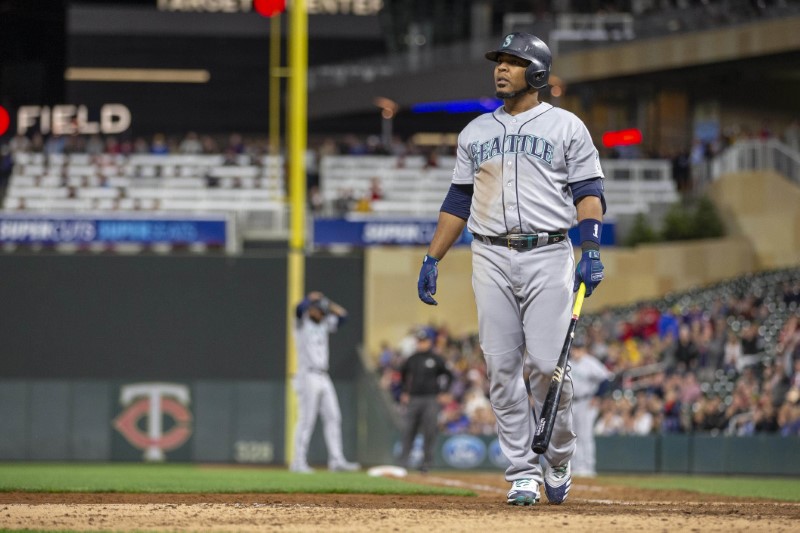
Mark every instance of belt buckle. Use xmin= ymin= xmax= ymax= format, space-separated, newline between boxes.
xmin=506 ymin=235 xmax=528 ymax=250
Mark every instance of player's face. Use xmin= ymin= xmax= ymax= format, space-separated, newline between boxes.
xmin=309 ymin=306 xmax=325 ymax=323
xmin=494 ymin=53 xmax=530 ymax=98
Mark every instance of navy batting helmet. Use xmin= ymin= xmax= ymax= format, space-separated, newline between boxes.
xmin=485 ymin=32 xmax=552 ymax=90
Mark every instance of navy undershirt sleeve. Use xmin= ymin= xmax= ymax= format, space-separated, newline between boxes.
xmin=440 ymin=183 xmax=474 ymax=220
xmin=569 ymin=177 xmax=607 ymax=214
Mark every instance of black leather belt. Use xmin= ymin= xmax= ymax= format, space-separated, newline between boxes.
xmin=471 ymin=232 xmax=566 ymax=251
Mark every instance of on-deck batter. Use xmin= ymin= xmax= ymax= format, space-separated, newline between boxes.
xmin=417 ymin=32 xmax=606 ymax=506
xmin=290 ymin=291 xmax=360 ymax=474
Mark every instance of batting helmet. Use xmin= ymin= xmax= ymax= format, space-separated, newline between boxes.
xmin=485 ymin=32 xmax=552 ymax=90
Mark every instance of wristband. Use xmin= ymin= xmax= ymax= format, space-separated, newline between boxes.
xmin=578 ymin=218 xmax=602 ymax=251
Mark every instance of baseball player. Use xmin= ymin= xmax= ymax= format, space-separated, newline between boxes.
xmin=568 ymin=337 xmax=613 ymax=477
xmin=290 ymin=291 xmax=360 ymax=473
xmin=417 ymin=32 xmax=606 ymax=505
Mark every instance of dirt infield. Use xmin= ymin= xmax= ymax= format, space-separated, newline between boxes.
xmin=2 ymin=472 xmax=799 ymax=532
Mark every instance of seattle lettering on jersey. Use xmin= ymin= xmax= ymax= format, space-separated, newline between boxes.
xmin=469 ymin=134 xmax=555 ymax=171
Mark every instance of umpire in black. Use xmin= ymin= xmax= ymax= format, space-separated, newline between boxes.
xmin=398 ymin=327 xmax=453 ymax=473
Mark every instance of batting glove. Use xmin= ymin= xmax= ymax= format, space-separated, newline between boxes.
xmin=574 ymin=249 xmax=604 ymax=297
xmin=417 ymin=254 xmax=439 ymax=306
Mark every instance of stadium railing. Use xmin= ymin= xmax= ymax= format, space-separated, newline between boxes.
xmin=713 ymin=139 xmax=800 ymax=185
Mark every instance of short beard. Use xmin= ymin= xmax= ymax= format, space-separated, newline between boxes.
xmin=496 ymin=87 xmax=530 ymax=99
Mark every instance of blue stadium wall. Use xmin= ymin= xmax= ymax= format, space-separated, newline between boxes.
xmin=0 ymin=252 xmax=364 ymax=464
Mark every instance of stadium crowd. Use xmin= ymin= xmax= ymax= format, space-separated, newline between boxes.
xmin=377 ymin=271 xmax=800 ymax=438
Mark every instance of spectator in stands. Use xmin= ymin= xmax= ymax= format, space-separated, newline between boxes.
xmin=776 ymin=314 xmax=800 ymax=371
xmin=0 ymin=143 xmax=12 ymax=186
xmin=308 ymin=185 xmax=324 ymax=214
xmin=661 ymin=384 xmax=684 ymax=432
xmin=779 ymin=388 xmax=800 ymax=436
xmin=200 ymin=135 xmax=218 ymax=154
xmin=628 ymin=400 xmax=655 ymax=436
xmin=441 ymin=401 xmax=470 ymax=434
xmin=680 ymin=372 xmax=702 ymax=405
xmin=179 ymin=131 xmax=203 ymax=154
xmin=423 ymin=150 xmax=439 ymax=168
xmin=357 ymin=196 xmax=374 ymax=213
xmin=764 ymin=359 xmax=792 ymax=408
xmin=150 ymin=134 xmax=169 ymax=155
xmin=333 ymin=189 xmax=355 ymax=216
xmin=671 ymin=148 xmax=691 ymax=193
xmin=783 ymin=120 xmax=800 ymax=153
xmin=723 ymin=330 xmax=744 ymax=372
xmin=468 ymin=403 xmax=497 ymax=435
xmin=44 ymin=134 xmax=65 ymax=155
xmin=790 ymin=358 xmax=800 ymax=390
xmin=594 ymin=397 xmax=625 ymax=436
xmin=222 ymin=147 xmax=238 ymax=166
xmin=227 ymin=133 xmax=246 ymax=154
xmin=9 ymin=133 xmax=31 ymax=153
xmin=674 ymin=324 xmax=699 ymax=371
xmin=693 ymin=394 xmax=726 ymax=433
xmin=343 ymin=135 xmax=368 ymax=155
xmin=105 ymin=136 xmax=122 ymax=155
xmin=753 ymin=394 xmax=780 ymax=433
xmin=368 ymin=177 xmax=384 ymax=201
xmin=740 ymin=322 xmax=766 ymax=367
xmin=133 ymin=137 xmax=150 ymax=154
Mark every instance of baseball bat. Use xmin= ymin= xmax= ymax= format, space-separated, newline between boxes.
xmin=531 ymin=282 xmax=587 ymax=455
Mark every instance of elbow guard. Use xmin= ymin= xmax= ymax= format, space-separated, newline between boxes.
xmin=440 ymin=183 xmax=473 ymax=220
xmin=570 ymin=177 xmax=607 ymax=214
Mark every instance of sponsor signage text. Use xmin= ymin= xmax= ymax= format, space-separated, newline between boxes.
xmin=157 ymin=0 xmax=383 ymax=15
xmin=16 ymin=104 xmax=132 ymax=136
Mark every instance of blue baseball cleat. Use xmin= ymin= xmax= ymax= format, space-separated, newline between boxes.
xmin=544 ymin=462 xmax=572 ymax=504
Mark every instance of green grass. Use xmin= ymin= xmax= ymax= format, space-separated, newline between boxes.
xmin=0 ymin=463 xmax=473 ymax=496
xmin=601 ymin=474 xmax=800 ymax=502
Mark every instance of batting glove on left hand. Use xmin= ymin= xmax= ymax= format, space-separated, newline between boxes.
xmin=417 ymin=254 xmax=439 ymax=306
xmin=574 ymin=249 xmax=604 ymax=297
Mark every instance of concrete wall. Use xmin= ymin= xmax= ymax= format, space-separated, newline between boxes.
xmin=708 ymin=171 xmax=800 ymax=270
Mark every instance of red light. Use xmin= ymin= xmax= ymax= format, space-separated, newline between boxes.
xmin=0 ymin=105 xmax=9 ymax=136
xmin=254 ymin=0 xmax=286 ymax=17
xmin=602 ymin=128 xmax=642 ymax=148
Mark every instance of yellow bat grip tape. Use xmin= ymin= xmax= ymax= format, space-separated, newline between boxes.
xmin=572 ymin=282 xmax=587 ymax=318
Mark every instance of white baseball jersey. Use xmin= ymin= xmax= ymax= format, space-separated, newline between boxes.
xmin=295 ymin=314 xmax=339 ymax=373
xmin=570 ymin=354 xmax=613 ymax=400
xmin=452 ymin=102 xmax=604 ymax=235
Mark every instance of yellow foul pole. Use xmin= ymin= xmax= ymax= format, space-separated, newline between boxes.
xmin=285 ymin=0 xmax=308 ymax=467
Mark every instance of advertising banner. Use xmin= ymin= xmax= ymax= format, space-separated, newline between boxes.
xmin=0 ymin=213 xmax=236 ymax=252
xmin=314 ymin=217 xmax=616 ymax=247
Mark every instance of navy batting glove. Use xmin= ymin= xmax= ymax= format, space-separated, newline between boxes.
xmin=574 ymin=249 xmax=604 ymax=297
xmin=418 ymin=254 xmax=439 ymax=306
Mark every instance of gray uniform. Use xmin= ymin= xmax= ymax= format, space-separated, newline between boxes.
xmin=292 ymin=313 xmax=347 ymax=470
xmin=569 ymin=352 xmax=613 ymax=476
xmin=451 ymin=102 xmax=604 ymax=483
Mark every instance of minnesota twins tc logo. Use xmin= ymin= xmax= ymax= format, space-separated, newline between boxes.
xmin=113 ymin=383 xmax=193 ymax=462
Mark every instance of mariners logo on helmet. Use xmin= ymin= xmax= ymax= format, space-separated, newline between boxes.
xmin=485 ymin=32 xmax=552 ymax=90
